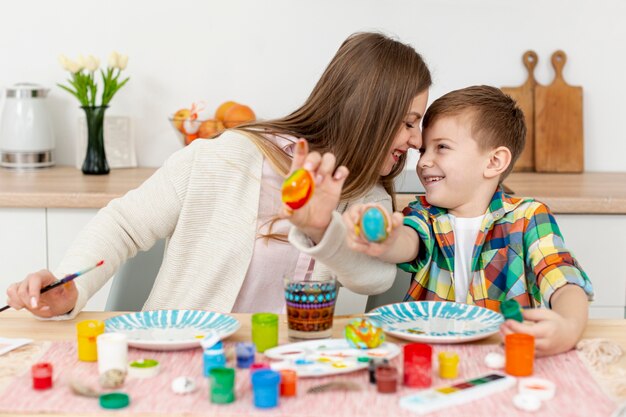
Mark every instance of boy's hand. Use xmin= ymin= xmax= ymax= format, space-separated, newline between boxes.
xmin=281 ymin=139 xmax=349 ymax=244
xmin=5 ymin=270 xmax=78 ymax=318
xmin=343 ymin=203 xmax=404 ymax=258
xmin=500 ymin=308 xmax=580 ymax=357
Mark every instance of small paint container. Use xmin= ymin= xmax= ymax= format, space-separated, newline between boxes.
xmin=279 ymin=369 xmax=297 ymax=396
xmin=251 ymin=313 xmax=278 ymax=353
xmin=31 ymin=362 xmax=53 ymax=390
xmin=375 ymin=365 xmax=398 ymax=393
xmin=403 ymin=343 xmax=432 ymax=388
xmin=128 ymin=359 xmax=160 ymax=378
xmin=518 ymin=377 xmax=556 ymax=400
xmin=501 ymin=299 xmax=524 ymax=322
xmin=99 ymin=392 xmax=130 ymax=409
xmin=209 ymin=367 xmax=235 ymax=404
xmin=235 ymin=342 xmax=255 ymax=368
xmin=368 ymin=358 xmax=389 ymax=384
xmin=505 ymin=333 xmax=535 ymax=377
xmin=203 ymin=341 xmax=226 ymax=377
xmin=96 ymin=333 xmax=128 ymax=375
xmin=251 ymin=369 xmax=281 ymax=408
xmin=76 ymin=319 xmax=105 ymax=362
xmin=438 ymin=351 xmax=459 ymax=379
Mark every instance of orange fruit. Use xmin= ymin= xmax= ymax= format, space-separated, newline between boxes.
xmin=223 ymin=104 xmax=256 ymax=128
xmin=215 ymin=101 xmax=238 ymax=121
xmin=197 ymin=119 xmax=225 ymax=138
xmin=172 ymin=108 xmax=191 ymax=133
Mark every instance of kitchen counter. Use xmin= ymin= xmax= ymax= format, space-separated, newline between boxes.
xmin=397 ymin=172 xmax=626 ymax=214
xmin=0 ymin=166 xmax=625 ymax=213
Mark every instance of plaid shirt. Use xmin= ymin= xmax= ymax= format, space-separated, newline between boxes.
xmin=399 ymin=187 xmax=594 ymax=312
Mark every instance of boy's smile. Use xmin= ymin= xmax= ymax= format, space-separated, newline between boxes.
xmin=418 ymin=114 xmax=497 ymax=217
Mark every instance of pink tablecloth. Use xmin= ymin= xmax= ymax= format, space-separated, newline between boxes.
xmin=0 ymin=341 xmax=617 ymax=417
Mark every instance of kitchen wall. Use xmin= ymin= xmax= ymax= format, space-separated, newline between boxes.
xmin=1 ymin=0 xmax=624 ymax=172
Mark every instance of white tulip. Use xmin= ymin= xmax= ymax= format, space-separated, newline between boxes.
xmin=58 ymin=54 xmax=71 ymax=71
xmin=85 ymin=55 xmax=100 ymax=72
xmin=117 ymin=54 xmax=128 ymax=70
xmin=66 ymin=59 xmax=82 ymax=74
xmin=108 ymin=51 xmax=119 ymax=68
xmin=76 ymin=54 xmax=86 ymax=68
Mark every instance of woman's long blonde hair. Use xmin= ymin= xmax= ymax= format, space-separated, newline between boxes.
xmin=233 ymin=32 xmax=431 ymax=208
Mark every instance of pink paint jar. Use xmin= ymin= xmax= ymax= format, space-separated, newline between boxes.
xmin=375 ymin=365 xmax=398 ymax=393
xmin=403 ymin=343 xmax=432 ymax=388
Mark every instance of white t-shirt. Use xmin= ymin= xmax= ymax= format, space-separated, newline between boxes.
xmin=448 ymin=214 xmax=484 ymax=303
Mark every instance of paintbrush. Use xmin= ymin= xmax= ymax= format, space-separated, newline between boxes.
xmin=0 ymin=260 xmax=104 ymax=313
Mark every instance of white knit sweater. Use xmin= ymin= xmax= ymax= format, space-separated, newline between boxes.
xmin=54 ymin=131 xmax=397 ymax=318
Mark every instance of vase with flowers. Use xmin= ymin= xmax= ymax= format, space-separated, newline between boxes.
xmin=58 ymin=52 xmax=130 ymax=175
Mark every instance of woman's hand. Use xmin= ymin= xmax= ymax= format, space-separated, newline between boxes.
xmin=343 ymin=203 xmax=404 ymax=258
xmin=281 ymin=139 xmax=349 ymax=244
xmin=5 ymin=270 xmax=78 ymax=318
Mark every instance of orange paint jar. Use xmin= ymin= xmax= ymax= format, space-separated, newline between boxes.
xmin=505 ymin=333 xmax=535 ymax=376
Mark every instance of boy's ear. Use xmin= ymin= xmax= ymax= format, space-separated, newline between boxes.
xmin=484 ymin=146 xmax=512 ymax=179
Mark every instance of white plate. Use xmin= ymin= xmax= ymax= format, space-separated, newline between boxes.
xmin=368 ymin=301 xmax=504 ymax=344
xmin=104 ymin=310 xmax=240 ymax=351
xmin=264 ymin=338 xmax=400 ymax=378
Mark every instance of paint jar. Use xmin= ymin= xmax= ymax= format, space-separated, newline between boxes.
xmin=279 ymin=369 xmax=297 ymax=396
xmin=235 ymin=342 xmax=255 ymax=368
xmin=203 ymin=341 xmax=226 ymax=377
xmin=251 ymin=369 xmax=281 ymax=408
xmin=284 ymin=274 xmax=337 ymax=341
xmin=505 ymin=333 xmax=535 ymax=376
xmin=76 ymin=319 xmax=105 ymax=361
xmin=31 ymin=362 xmax=53 ymax=390
xmin=403 ymin=343 xmax=432 ymax=388
xmin=96 ymin=333 xmax=128 ymax=375
xmin=251 ymin=313 xmax=278 ymax=353
xmin=375 ymin=365 xmax=398 ymax=393
xmin=209 ymin=367 xmax=235 ymax=404
xmin=438 ymin=351 xmax=459 ymax=379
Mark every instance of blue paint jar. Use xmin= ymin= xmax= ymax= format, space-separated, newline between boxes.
xmin=235 ymin=342 xmax=255 ymax=368
xmin=203 ymin=341 xmax=226 ymax=377
xmin=251 ymin=369 xmax=281 ymax=408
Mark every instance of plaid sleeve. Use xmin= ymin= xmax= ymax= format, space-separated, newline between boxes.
xmin=397 ymin=200 xmax=434 ymax=273
xmin=523 ymin=202 xmax=594 ymax=308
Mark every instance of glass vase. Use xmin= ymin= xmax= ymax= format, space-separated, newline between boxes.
xmin=81 ymin=105 xmax=110 ymax=175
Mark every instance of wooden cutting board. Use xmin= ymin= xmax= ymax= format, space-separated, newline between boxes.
xmin=534 ymin=50 xmax=584 ymax=172
xmin=501 ymin=50 xmax=538 ymax=172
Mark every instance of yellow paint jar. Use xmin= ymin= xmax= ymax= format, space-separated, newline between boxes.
xmin=438 ymin=351 xmax=459 ymax=379
xmin=76 ymin=320 xmax=105 ymax=361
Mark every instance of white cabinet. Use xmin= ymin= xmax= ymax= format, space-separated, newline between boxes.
xmin=556 ymin=214 xmax=626 ymax=319
xmin=0 ymin=208 xmax=47 ymax=299
xmin=47 ymin=208 xmax=114 ymax=312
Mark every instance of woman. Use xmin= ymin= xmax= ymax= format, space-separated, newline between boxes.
xmin=6 ymin=32 xmax=431 ymax=318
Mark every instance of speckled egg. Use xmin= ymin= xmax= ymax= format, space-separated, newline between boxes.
xmin=345 ymin=319 xmax=385 ymax=349
xmin=359 ymin=207 xmax=389 ymax=242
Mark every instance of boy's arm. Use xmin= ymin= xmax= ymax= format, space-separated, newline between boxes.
xmin=501 ymin=284 xmax=588 ymax=356
xmin=377 ymin=225 xmax=421 ymax=264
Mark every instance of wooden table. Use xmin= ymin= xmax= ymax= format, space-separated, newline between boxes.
xmin=1 ymin=311 xmax=625 ymax=416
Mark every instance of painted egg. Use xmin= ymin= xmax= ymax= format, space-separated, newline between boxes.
xmin=358 ymin=207 xmax=389 ymax=242
xmin=345 ymin=319 xmax=385 ymax=349
xmin=281 ymin=168 xmax=315 ymax=210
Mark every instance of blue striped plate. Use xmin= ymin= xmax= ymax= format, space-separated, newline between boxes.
xmin=105 ymin=310 xmax=240 ymax=351
xmin=367 ymin=301 xmax=504 ymax=344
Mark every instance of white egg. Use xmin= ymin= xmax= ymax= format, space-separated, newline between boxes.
xmin=484 ymin=352 xmax=505 ymax=369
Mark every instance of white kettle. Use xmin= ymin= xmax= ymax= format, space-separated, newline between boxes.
xmin=0 ymin=83 xmax=55 ymax=168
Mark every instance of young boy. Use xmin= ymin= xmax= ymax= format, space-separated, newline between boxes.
xmin=344 ymin=85 xmax=593 ymax=356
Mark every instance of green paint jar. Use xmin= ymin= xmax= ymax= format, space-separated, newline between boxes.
xmin=209 ymin=367 xmax=235 ymax=404
xmin=251 ymin=313 xmax=278 ymax=353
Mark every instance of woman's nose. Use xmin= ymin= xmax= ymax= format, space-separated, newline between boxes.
xmin=408 ymin=129 xmax=423 ymax=149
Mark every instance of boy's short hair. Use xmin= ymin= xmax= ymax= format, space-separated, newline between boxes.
xmin=422 ymin=85 xmax=526 ymax=180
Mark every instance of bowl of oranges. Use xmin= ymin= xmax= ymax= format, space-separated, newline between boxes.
xmin=169 ymin=101 xmax=256 ymax=146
